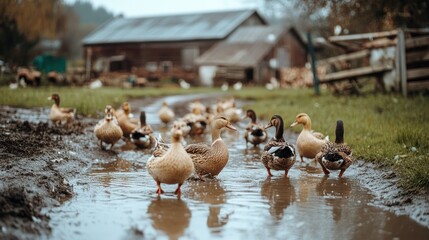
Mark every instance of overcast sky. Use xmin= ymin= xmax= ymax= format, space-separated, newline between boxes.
xmin=65 ymin=0 xmax=263 ymax=17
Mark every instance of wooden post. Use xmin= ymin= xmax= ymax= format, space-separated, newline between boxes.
xmin=85 ymin=47 xmax=92 ymax=82
xmin=398 ymin=29 xmax=408 ymax=97
xmin=307 ymin=32 xmax=320 ymax=95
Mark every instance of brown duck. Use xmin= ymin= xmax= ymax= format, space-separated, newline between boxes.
xmin=94 ymin=106 xmax=123 ymax=150
xmin=290 ymin=113 xmax=327 ymax=162
xmin=48 ymin=93 xmax=75 ymax=126
xmin=243 ymin=109 xmax=268 ymax=147
xmin=185 ymin=116 xmax=236 ymax=179
xmin=147 ymin=122 xmax=195 ymax=195
xmin=130 ymin=111 xmax=155 ymax=148
xmin=261 ymin=115 xmax=296 ymax=176
xmin=315 ymin=120 xmax=353 ymax=178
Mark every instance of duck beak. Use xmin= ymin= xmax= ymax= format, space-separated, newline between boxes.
xmin=226 ymin=123 xmax=237 ymax=131
xmin=290 ymin=121 xmax=298 ymax=127
xmin=264 ymin=122 xmax=273 ymax=129
xmin=48 ymin=96 xmax=52 ymax=101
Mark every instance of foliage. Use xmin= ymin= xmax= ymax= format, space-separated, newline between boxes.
xmin=70 ymin=0 xmax=116 ymax=25
xmin=0 ymin=0 xmax=67 ymax=65
xmin=263 ymin=0 xmax=429 ymax=37
xmin=301 ymin=0 xmax=429 ymax=34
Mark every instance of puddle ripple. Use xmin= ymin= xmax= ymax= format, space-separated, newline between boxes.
xmin=48 ymin=95 xmax=429 ymax=240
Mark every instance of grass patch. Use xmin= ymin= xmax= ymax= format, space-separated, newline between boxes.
xmin=0 ymin=86 xmax=216 ymax=116
xmin=233 ymin=87 xmax=429 ymax=191
xmin=1 ymin=86 xmax=428 ymax=190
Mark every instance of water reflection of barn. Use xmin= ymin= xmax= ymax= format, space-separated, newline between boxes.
xmin=82 ymin=9 xmax=307 ymax=86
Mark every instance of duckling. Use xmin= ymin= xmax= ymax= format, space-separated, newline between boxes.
xmin=315 ymin=120 xmax=353 ymax=178
xmin=261 ymin=115 xmax=296 ymax=176
xmin=48 ymin=93 xmax=75 ymax=126
xmin=290 ymin=113 xmax=327 ymax=162
xmin=147 ymin=123 xmax=195 ymax=195
xmin=185 ymin=116 xmax=237 ymax=179
xmin=243 ymin=109 xmax=268 ymax=147
xmin=158 ymin=101 xmax=175 ymax=125
xmin=94 ymin=109 xmax=123 ymax=150
xmin=130 ymin=111 xmax=155 ymax=148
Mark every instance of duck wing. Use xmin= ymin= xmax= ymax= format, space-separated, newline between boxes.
xmin=266 ymin=142 xmax=295 ymax=159
xmin=185 ymin=143 xmax=211 ymax=155
xmin=59 ymin=107 xmax=75 ymax=114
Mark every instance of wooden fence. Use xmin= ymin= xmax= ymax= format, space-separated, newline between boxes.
xmin=316 ymin=28 xmax=429 ymax=96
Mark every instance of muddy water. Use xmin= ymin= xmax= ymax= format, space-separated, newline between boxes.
xmin=47 ymin=94 xmax=429 ymax=240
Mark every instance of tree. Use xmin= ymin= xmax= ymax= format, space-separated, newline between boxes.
xmin=263 ymin=0 xmax=429 ymax=37
xmin=0 ymin=0 xmax=66 ymax=66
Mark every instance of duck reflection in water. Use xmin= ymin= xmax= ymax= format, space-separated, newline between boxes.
xmin=261 ymin=176 xmax=296 ymax=221
xmin=147 ymin=197 xmax=191 ymax=240
xmin=184 ymin=179 xmax=231 ymax=232
xmin=315 ymin=175 xmax=351 ymax=222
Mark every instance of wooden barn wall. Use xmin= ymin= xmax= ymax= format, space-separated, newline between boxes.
xmin=85 ymin=40 xmax=218 ymax=73
xmin=283 ymin=32 xmax=307 ymax=67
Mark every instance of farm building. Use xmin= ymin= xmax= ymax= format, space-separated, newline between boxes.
xmin=82 ymin=9 xmax=307 ymax=86
xmin=196 ymin=25 xmax=307 ymax=86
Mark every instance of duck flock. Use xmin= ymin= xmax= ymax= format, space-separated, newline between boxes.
xmin=48 ymin=93 xmax=353 ymax=196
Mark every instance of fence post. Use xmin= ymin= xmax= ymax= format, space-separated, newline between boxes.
xmin=398 ymin=29 xmax=407 ymax=97
xmin=307 ymin=32 xmax=320 ymax=95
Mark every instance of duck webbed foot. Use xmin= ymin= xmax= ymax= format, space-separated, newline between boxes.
xmin=174 ymin=183 xmax=182 ymax=196
xmin=156 ymin=181 xmax=164 ymax=194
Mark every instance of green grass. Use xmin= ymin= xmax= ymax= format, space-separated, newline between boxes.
xmin=1 ymin=86 xmax=428 ymax=190
xmin=0 ymin=86 xmax=217 ymax=117
xmin=233 ymin=87 xmax=429 ymax=191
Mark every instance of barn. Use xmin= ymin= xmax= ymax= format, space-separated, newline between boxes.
xmin=196 ymin=25 xmax=307 ymax=86
xmin=82 ymin=9 xmax=307 ymax=86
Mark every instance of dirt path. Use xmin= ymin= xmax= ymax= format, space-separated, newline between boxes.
xmin=0 ymin=95 xmax=428 ymax=239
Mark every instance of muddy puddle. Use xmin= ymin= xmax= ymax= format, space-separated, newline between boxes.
xmin=45 ymin=94 xmax=429 ymax=240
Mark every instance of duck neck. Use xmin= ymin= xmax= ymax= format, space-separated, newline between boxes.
xmin=274 ymin=119 xmax=285 ymax=141
xmin=249 ymin=111 xmax=257 ymax=124
xmin=303 ymin=118 xmax=312 ymax=130
xmin=211 ymin=127 xmax=222 ymax=142
xmin=335 ymin=120 xmax=344 ymax=143
xmin=54 ymin=98 xmax=60 ymax=107
xmin=140 ymin=113 xmax=146 ymax=126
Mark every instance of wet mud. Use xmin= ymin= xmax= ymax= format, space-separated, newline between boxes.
xmin=0 ymin=94 xmax=428 ymax=240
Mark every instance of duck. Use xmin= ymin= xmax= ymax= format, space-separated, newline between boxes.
xmin=158 ymin=101 xmax=175 ymax=125
xmin=185 ymin=116 xmax=237 ymax=179
xmin=117 ymin=114 xmax=137 ymax=138
xmin=315 ymin=120 xmax=353 ymax=177
xmin=130 ymin=111 xmax=155 ymax=148
xmin=182 ymin=106 xmax=209 ymax=135
xmin=116 ymin=102 xmax=138 ymax=124
xmin=261 ymin=115 xmax=296 ymax=177
xmin=243 ymin=109 xmax=268 ymax=147
xmin=147 ymin=122 xmax=195 ymax=195
xmin=94 ymin=107 xmax=123 ymax=150
xmin=290 ymin=113 xmax=328 ymax=162
xmin=48 ymin=93 xmax=75 ymax=126
xmin=173 ymin=119 xmax=191 ymax=138
xmin=114 ymin=103 xmax=137 ymax=138
xmin=189 ymin=100 xmax=206 ymax=115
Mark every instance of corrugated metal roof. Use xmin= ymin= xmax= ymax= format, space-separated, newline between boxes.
xmin=83 ymin=9 xmax=261 ymax=45
xmin=195 ymin=25 xmax=286 ymax=67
